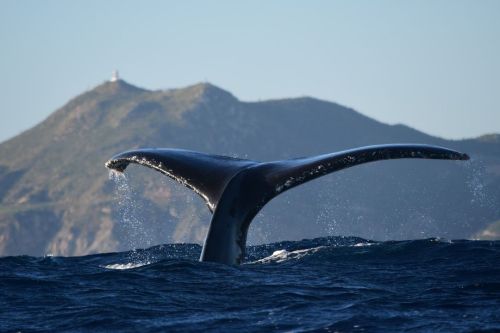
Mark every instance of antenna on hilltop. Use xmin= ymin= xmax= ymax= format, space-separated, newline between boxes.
xmin=110 ymin=70 xmax=119 ymax=82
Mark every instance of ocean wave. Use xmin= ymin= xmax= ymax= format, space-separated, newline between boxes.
xmin=1 ymin=237 xmax=499 ymax=332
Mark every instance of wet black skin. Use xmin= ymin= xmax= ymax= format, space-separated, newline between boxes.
xmin=106 ymin=144 xmax=469 ymax=265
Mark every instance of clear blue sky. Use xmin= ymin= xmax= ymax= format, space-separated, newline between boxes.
xmin=1 ymin=0 xmax=499 ymax=142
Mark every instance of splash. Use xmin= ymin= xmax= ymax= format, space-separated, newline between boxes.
xmin=252 ymin=246 xmax=326 ymax=264
xmin=247 ymin=211 xmax=272 ymax=246
xmin=352 ymin=242 xmax=376 ymax=247
xmin=104 ymin=261 xmax=151 ymax=270
xmin=464 ymin=159 xmax=495 ymax=208
xmin=109 ymin=170 xmax=155 ymax=264
xmin=315 ymin=178 xmax=341 ymax=236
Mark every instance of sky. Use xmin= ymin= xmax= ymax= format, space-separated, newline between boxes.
xmin=1 ymin=0 xmax=499 ymax=142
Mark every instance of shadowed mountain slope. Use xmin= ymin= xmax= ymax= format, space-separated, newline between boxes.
xmin=0 ymin=80 xmax=499 ymax=256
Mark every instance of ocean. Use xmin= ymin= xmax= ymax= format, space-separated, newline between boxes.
xmin=1 ymin=236 xmax=499 ymax=332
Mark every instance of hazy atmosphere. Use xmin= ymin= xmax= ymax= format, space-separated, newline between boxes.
xmin=1 ymin=0 xmax=499 ymax=142
xmin=1 ymin=2 xmax=499 ymax=331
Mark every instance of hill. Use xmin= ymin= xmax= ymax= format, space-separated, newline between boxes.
xmin=0 ymin=80 xmax=499 ymax=256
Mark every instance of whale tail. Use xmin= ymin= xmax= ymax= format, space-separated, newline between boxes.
xmin=105 ymin=144 xmax=469 ymax=264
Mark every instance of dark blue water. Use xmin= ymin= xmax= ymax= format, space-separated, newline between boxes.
xmin=1 ymin=237 xmax=499 ymax=332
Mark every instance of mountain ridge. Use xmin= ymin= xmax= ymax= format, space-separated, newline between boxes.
xmin=0 ymin=79 xmax=499 ymax=256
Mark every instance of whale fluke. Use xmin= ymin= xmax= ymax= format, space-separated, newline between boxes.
xmin=105 ymin=149 xmax=257 ymax=212
xmin=106 ymin=144 xmax=469 ymax=264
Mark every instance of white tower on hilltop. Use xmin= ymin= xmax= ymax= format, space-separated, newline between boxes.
xmin=110 ymin=70 xmax=119 ymax=82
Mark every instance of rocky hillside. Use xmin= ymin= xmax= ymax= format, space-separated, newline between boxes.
xmin=0 ymin=80 xmax=499 ymax=256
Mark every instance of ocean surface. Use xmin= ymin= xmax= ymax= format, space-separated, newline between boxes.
xmin=1 ymin=237 xmax=499 ymax=332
